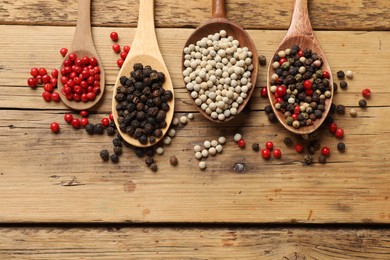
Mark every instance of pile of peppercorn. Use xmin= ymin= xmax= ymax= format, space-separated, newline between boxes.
xmin=114 ymin=63 xmax=173 ymax=145
xmin=269 ymin=45 xmax=332 ymax=128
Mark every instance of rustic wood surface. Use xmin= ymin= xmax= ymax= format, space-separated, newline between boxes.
xmin=1 ymin=0 xmax=390 ymax=257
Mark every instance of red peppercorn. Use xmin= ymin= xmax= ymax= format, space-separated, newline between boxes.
xmin=265 ymin=141 xmax=273 ymax=150
xmin=261 ymin=149 xmax=271 ymax=160
xmin=123 ymin=45 xmax=131 ymax=53
xmin=294 ymin=105 xmax=301 ymax=115
xmin=305 ymin=89 xmax=313 ymax=96
xmin=295 ymin=144 xmax=304 ymax=153
xmin=335 ymin=128 xmax=344 ymax=139
xmin=110 ymin=31 xmax=119 ymax=41
xmin=51 ymin=92 xmax=60 ymax=102
xmin=38 ymin=68 xmax=47 ymax=76
xmin=117 ymin=58 xmax=124 ymax=68
xmin=362 ymin=88 xmax=371 ymax=98
xmin=36 ymin=75 xmax=43 ymax=85
xmin=60 ymin=48 xmax=68 ymax=57
xmin=42 ymin=74 xmax=51 ymax=83
xmin=321 ymin=147 xmax=330 ymax=157
xmin=120 ymin=51 xmax=128 ymax=60
xmin=64 ymin=113 xmax=73 ymax=123
xmin=27 ymin=78 xmax=37 ymax=88
xmin=80 ymin=110 xmax=89 ymax=117
xmin=112 ymin=44 xmax=120 ymax=53
xmin=68 ymin=53 xmax=77 ymax=61
xmin=101 ymin=118 xmax=110 ymax=127
xmin=279 ymin=57 xmax=287 ymax=65
xmin=90 ymin=57 xmax=98 ymax=67
xmin=303 ymin=80 xmax=312 ymax=89
xmin=328 ymin=122 xmax=337 ymax=134
xmin=273 ymin=148 xmax=281 ymax=159
xmin=260 ymin=87 xmax=268 ymax=97
xmin=30 ymin=68 xmax=39 ymax=77
xmin=50 ymin=122 xmax=60 ymax=133
xmin=322 ymin=71 xmax=330 ymax=79
xmin=51 ymin=69 xmax=59 ymax=78
xmin=237 ymin=139 xmax=246 ymax=148
xmin=50 ymin=77 xmax=58 ymax=87
xmin=80 ymin=117 xmax=89 ymax=127
xmin=87 ymin=92 xmax=96 ymax=101
xmin=43 ymin=83 xmax=54 ymax=92
xmin=71 ymin=118 xmax=81 ymax=129
xmin=42 ymin=91 xmax=51 ymax=102
xmin=276 ymin=85 xmax=287 ymax=97
xmin=291 ymin=113 xmax=298 ymax=120
xmin=297 ymin=50 xmax=304 ymax=57
xmin=109 ymin=112 xmax=114 ymax=121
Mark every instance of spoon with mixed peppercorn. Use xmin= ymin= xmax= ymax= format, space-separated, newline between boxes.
xmin=57 ymin=0 xmax=105 ymax=110
xmin=181 ymin=0 xmax=258 ymax=123
xmin=267 ymin=0 xmax=333 ymax=135
xmin=112 ymin=0 xmax=174 ymax=147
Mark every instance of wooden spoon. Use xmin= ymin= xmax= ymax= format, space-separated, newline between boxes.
xmin=112 ymin=0 xmax=174 ymax=147
xmin=267 ymin=0 xmax=333 ymax=135
xmin=58 ymin=0 xmax=105 ymax=110
xmin=182 ymin=0 xmax=258 ymax=123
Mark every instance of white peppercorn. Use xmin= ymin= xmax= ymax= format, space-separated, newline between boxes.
xmin=187 ymin=113 xmax=194 ymax=120
xmin=211 ymin=140 xmax=218 ymax=147
xmin=195 ymin=151 xmax=202 ymax=159
xmin=209 ymin=147 xmax=217 ymax=156
xmin=163 ymin=136 xmax=172 ymax=145
xmin=168 ymin=128 xmax=176 ymax=137
xmin=156 ymin=147 xmax=164 ymax=155
xmin=346 ymin=70 xmax=353 ymax=79
xmin=180 ymin=116 xmax=188 ymax=124
xmin=218 ymin=136 xmax=226 ymax=144
xmin=350 ymin=108 xmax=357 ymax=117
xmin=201 ymin=149 xmax=209 ymax=158
xmin=172 ymin=117 xmax=180 ymax=126
xmin=204 ymin=140 xmax=211 ymax=149
xmin=216 ymin=144 xmax=223 ymax=153
xmin=199 ymin=161 xmax=207 ymax=170
xmin=233 ymin=133 xmax=242 ymax=142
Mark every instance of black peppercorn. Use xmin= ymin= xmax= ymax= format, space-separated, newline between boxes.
xmin=336 ymin=70 xmax=345 ymax=79
xmin=138 ymin=135 xmax=148 ymax=144
xmin=94 ymin=123 xmax=104 ymax=134
xmin=145 ymin=147 xmax=155 ymax=157
xmin=337 ymin=142 xmax=346 ymax=152
xmin=318 ymin=154 xmax=327 ymax=164
xmin=110 ymin=154 xmax=119 ymax=163
xmin=113 ymin=137 xmax=122 ymax=147
xmin=252 ymin=143 xmax=260 ymax=152
xmin=149 ymin=163 xmax=158 ymax=172
xmin=85 ymin=123 xmax=95 ymax=135
xmin=145 ymin=157 xmax=154 ymax=167
xmin=264 ymin=105 xmax=273 ymax=114
xmin=153 ymin=129 xmax=162 ymax=138
xmin=304 ymin=154 xmax=313 ymax=165
xmin=336 ymin=104 xmax=345 ymax=114
xmin=359 ymin=99 xmax=367 ymax=107
xmin=259 ymin=55 xmax=267 ymax=66
xmin=134 ymin=148 xmax=144 ymax=158
xmin=283 ymin=137 xmax=293 ymax=146
xmin=268 ymin=113 xmax=277 ymax=123
xmin=100 ymin=149 xmax=109 ymax=161
xmin=339 ymin=81 xmax=348 ymax=89
xmin=113 ymin=146 xmax=123 ymax=155
xmin=120 ymin=76 xmax=128 ymax=85
xmin=106 ymin=126 xmax=115 ymax=136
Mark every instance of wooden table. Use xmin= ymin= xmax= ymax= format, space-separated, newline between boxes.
xmin=1 ymin=0 xmax=390 ymax=258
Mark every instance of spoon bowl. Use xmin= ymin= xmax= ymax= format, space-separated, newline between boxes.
xmin=182 ymin=0 xmax=258 ymax=123
xmin=58 ymin=0 xmax=105 ymax=111
xmin=267 ymin=0 xmax=333 ymax=135
xmin=112 ymin=0 xmax=174 ymax=148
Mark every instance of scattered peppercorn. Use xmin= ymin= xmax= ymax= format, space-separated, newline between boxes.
xmin=337 ymin=142 xmax=346 ymax=152
xmin=339 ymin=81 xmax=348 ymax=89
xmin=295 ymin=144 xmax=304 ymax=153
xmin=304 ymin=154 xmax=313 ymax=165
xmin=94 ymin=123 xmax=104 ymax=134
xmin=359 ymin=99 xmax=367 ymax=108
xmin=283 ymin=137 xmax=293 ymax=146
xmin=85 ymin=123 xmax=95 ymax=134
xmin=111 ymin=153 xmax=119 ymax=163
xmin=346 ymin=70 xmax=353 ymax=79
xmin=273 ymin=148 xmax=282 ymax=159
xmin=145 ymin=157 xmax=154 ymax=167
xmin=237 ymin=139 xmax=246 ymax=148
xmin=134 ymin=148 xmax=145 ymax=157
xmin=333 ymin=82 xmax=338 ymax=93
xmin=259 ymin=55 xmax=267 ymax=66
xmin=264 ymin=105 xmax=273 ymax=114
xmin=261 ymin=149 xmax=271 ymax=160
xmin=233 ymin=163 xmax=245 ymax=172
xmin=362 ymin=88 xmax=371 ymax=98
xmin=268 ymin=113 xmax=277 ymax=123
xmin=252 ymin=143 xmax=260 ymax=152
xmin=336 ymin=104 xmax=345 ymax=114
xmin=113 ymin=146 xmax=123 ymax=155
xmin=150 ymin=163 xmax=158 ymax=172
xmin=335 ymin=128 xmax=344 ymax=139
xmin=50 ymin=122 xmax=60 ymax=133
xmin=349 ymin=108 xmax=357 ymax=117
xmin=106 ymin=126 xmax=115 ymax=136
xmin=337 ymin=70 xmax=345 ymax=79
xmin=169 ymin=156 xmax=178 ymax=166
xmin=318 ymin=154 xmax=327 ymax=164
xmin=113 ymin=137 xmax=122 ymax=147
xmin=321 ymin=147 xmax=330 ymax=157
xmin=100 ymin=149 xmax=109 ymax=161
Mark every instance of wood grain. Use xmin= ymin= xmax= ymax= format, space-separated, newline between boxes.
xmin=0 ymin=227 xmax=389 ymax=259
xmin=1 ymin=0 xmax=390 ymax=31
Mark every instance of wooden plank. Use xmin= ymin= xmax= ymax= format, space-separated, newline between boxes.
xmin=0 ymin=25 xmax=389 ymax=113
xmin=0 ymin=108 xmax=389 ymax=223
xmin=0 ymin=227 xmax=389 ymax=259
xmin=0 ymin=0 xmax=389 ymax=31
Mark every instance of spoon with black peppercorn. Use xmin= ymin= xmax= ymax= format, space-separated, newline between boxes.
xmin=267 ymin=0 xmax=333 ymax=135
xmin=58 ymin=0 xmax=105 ymax=110
xmin=112 ymin=0 xmax=174 ymax=147
xmin=182 ymin=0 xmax=258 ymax=123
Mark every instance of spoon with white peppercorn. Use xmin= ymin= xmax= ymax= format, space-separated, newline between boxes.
xmin=182 ymin=0 xmax=258 ymax=123
xmin=112 ymin=0 xmax=174 ymax=147
xmin=267 ymin=0 xmax=333 ymax=135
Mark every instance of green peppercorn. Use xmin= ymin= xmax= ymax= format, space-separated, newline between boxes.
xmin=336 ymin=104 xmax=345 ymax=114
xmin=359 ymin=99 xmax=367 ymax=107
xmin=85 ymin=123 xmax=95 ymax=135
xmin=318 ymin=154 xmax=327 ymax=164
xmin=339 ymin=81 xmax=348 ymax=89
xmin=304 ymin=154 xmax=313 ymax=165
xmin=259 ymin=55 xmax=267 ymax=66
xmin=100 ymin=149 xmax=109 ymax=161
xmin=113 ymin=146 xmax=123 ymax=155
xmin=337 ymin=70 xmax=345 ymax=79
xmin=111 ymin=153 xmax=119 ymax=163
xmin=283 ymin=137 xmax=293 ymax=146
xmin=337 ymin=142 xmax=346 ymax=152
xmin=252 ymin=143 xmax=260 ymax=152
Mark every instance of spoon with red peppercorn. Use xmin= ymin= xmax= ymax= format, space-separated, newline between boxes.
xmin=112 ymin=0 xmax=174 ymax=147
xmin=181 ymin=0 xmax=258 ymax=123
xmin=58 ymin=0 xmax=105 ymax=110
xmin=267 ymin=0 xmax=333 ymax=135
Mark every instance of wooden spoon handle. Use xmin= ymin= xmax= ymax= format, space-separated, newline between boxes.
xmin=286 ymin=0 xmax=314 ymax=38
xmin=212 ymin=0 xmax=227 ymax=19
xmin=72 ymin=0 xmax=94 ymax=51
xmin=131 ymin=0 xmax=160 ymax=57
